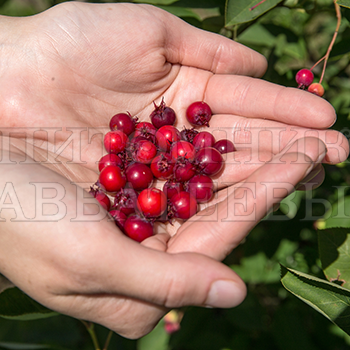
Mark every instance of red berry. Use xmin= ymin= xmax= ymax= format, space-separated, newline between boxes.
xmin=132 ymin=139 xmax=157 ymax=164
xmin=194 ymin=147 xmax=224 ymax=176
xmin=150 ymin=99 xmax=176 ymax=128
xmin=187 ymin=174 xmax=214 ymax=204
xmin=150 ymin=153 xmax=174 ymax=180
xmin=109 ymin=209 xmax=127 ymax=230
xmin=295 ymin=69 xmax=314 ymax=88
xmin=180 ymin=127 xmax=199 ymax=143
xmin=104 ymin=130 xmax=128 ymax=154
xmin=170 ymin=140 xmax=196 ymax=161
xmin=89 ymin=187 xmax=111 ymax=211
xmin=192 ymin=131 xmax=216 ymax=149
xmin=137 ymin=188 xmax=167 ymax=218
xmin=98 ymin=165 xmax=126 ymax=193
xmin=170 ymin=191 xmax=198 ymax=220
xmin=308 ymin=83 xmax=324 ymax=97
xmin=213 ymin=139 xmax=236 ymax=154
xmin=113 ymin=188 xmax=138 ymax=216
xmin=155 ymin=125 xmax=181 ymax=152
xmin=109 ymin=112 xmax=136 ymax=136
xmin=186 ymin=101 xmax=212 ymax=127
xmin=134 ymin=122 xmax=157 ymax=142
xmin=124 ymin=214 xmax=154 ymax=242
xmin=163 ymin=180 xmax=184 ymax=200
xmin=125 ymin=162 xmax=154 ymax=191
xmin=173 ymin=158 xmax=196 ymax=182
xmin=98 ymin=153 xmax=123 ymax=172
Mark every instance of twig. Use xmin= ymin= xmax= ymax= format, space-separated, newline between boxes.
xmin=310 ymin=0 xmax=341 ymax=84
xmin=103 ymin=330 xmax=114 ymax=350
xmin=81 ymin=320 xmax=101 ymax=350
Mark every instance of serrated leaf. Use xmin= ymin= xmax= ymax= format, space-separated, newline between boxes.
xmin=337 ymin=0 xmax=350 ymax=9
xmin=318 ymin=228 xmax=350 ymax=289
xmin=281 ymin=265 xmax=350 ymax=336
xmin=225 ymin=0 xmax=284 ymax=27
xmin=0 ymin=288 xmax=57 ymax=320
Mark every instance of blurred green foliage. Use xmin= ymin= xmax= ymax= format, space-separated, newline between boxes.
xmin=0 ymin=0 xmax=350 ymax=349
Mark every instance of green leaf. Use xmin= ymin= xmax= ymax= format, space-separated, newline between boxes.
xmin=330 ymin=37 xmax=350 ymax=58
xmin=279 ymin=191 xmax=304 ymax=219
xmin=225 ymin=0 xmax=284 ymax=27
xmin=0 ymin=288 xmax=57 ymax=320
xmin=314 ymin=196 xmax=350 ymax=230
xmin=0 ymin=342 xmax=51 ymax=349
xmin=230 ymin=251 xmax=280 ymax=283
xmin=337 ymin=0 xmax=350 ymax=9
xmin=281 ymin=265 xmax=350 ymax=336
xmin=137 ymin=320 xmax=170 ymax=350
xmin=318 ymin=228 xmax=350 ymax=289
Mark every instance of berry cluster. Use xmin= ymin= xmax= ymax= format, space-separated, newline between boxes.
xmin=90 ymin=99 xmax=235 ymax=242
xmin=295 ymin=68 xmax=325 ymax=97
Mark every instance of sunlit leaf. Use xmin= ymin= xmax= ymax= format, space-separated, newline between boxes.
xmin=281 ymin=266 xmax=350 ymax=336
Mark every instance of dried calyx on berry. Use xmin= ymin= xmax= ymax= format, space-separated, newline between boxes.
xmin=150 ymin=98 xmax=176 ymax=129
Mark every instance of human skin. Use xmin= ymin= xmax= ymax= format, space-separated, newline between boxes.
xmin=0 ymin=2 xmax=348 ymax=339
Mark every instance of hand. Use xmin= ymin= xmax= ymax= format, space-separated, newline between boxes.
xmin=0 ymin=2 xmax=348 ymax=339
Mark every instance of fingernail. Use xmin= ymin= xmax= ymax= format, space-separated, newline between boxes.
xmin=205 ymin=280 xmax=245 ymax=308
xmin=316 ymin=147 xmax=327 ymax=164
xmin=296 ymin=163 xmax=323 ymax=190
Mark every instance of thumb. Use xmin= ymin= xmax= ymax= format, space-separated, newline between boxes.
xmin=64 ymin=234 xmax=247 ymax=309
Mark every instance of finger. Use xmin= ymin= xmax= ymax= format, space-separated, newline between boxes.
xmin=168 ymin=137 xmax=327 ymax=260
xmin=208 ymin=115 xmax=349 ymax=164
xmin=154 ymin=6 xmax=267 ymax=77
xmin=205 ymin=74 xmax=336 ymax=128
xmin=296 ymin=163 xmax=325 ymax=191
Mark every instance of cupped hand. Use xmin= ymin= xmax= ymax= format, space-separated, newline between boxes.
xmin=0 ymin=137 xmax=326 ymax=339
xmin=0 ymin=2 xmax=348 ymax=170
xmin=0 ymin=1 xmax=348 ymax=339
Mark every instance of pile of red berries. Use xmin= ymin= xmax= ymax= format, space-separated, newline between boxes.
xmin=90 ymin=99 xmax=235 ymax=242
xmin=295 ymin=68 xmax=324 ymax=97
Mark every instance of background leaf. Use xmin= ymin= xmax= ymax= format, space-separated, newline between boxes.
xmin=281 ymin=266 xmax=350 ymax=336
xmin=225 ymin=0 xmax=283 ymax=26
xmin=318 ymin=228 xmax=350 ymax=289
xmin=337 ymin=0 xmax=350 ymax=9
xmin=0 ymin=288 xmax=57 ymax=321
xmin=137 ymin=320 xmax=170 ymax=350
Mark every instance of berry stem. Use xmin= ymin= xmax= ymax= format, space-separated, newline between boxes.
xmin=81 ymin=320 xmax=101 ymax=350
xmin=250 ymin=0 xmax=266 ymax=11
xmin=103 ymin=330 xmax=114 ymax=350
xmin=310 ymin=0 xmax=341 ymax=84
